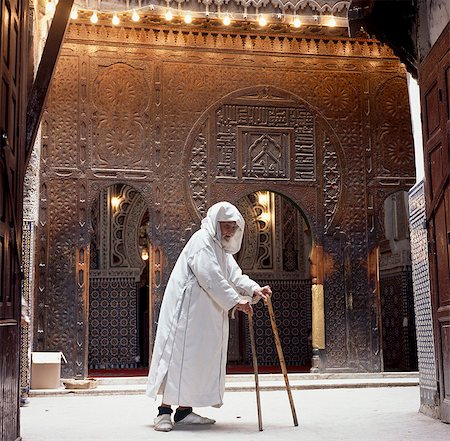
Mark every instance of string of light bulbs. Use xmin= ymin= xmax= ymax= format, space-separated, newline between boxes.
xmin=45 ymin=0 xmax=345 ymax=29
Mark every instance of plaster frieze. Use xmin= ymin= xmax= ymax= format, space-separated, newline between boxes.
xmin=65 ymin=22 xmax=396 ymax=61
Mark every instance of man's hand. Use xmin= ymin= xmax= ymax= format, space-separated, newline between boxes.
xmin=236 ymin=301 xmax=253 ymax=315
xmin=253 ymin=285 xmax=272 ymax=301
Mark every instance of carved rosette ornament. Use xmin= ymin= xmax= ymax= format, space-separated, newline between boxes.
xmin=374 ymin=77 xmax=414 ymax=176
xmin=92 ymin=62 xmax=150 ymax=169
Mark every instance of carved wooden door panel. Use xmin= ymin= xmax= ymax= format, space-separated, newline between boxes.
xmin=0 ymin=0 xmax=27 ymax=439
xmin=419 ymin=23 xmax=450 ymax=423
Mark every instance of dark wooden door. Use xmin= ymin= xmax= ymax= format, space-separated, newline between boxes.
xmin=419 ymin=23 xmax=450 ymax=423
xmin=0 ymin=0 xmax=27 ymax=439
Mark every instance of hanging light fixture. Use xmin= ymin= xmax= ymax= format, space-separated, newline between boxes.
xmin=70 ymin=7 xmax=78 ymax=19
xmin=258 ymin=191 xmax=269 ymax=207
xmin=112 ymin=13 xmax=120 ymax=26
xmin=131 ymin=10 xmax=140 ymax=22
xmin=90 ymin=11 xmax=98 ymax=24
xmin=327 ymin=15 xmax=337 ymax=27
xmin=292 ymin=16 xmax=301 ymax=28
xmin=165 ymin=9 xmax=173 ymax=21
xmin=259 ymin=212 xmax=271 ymax=223
xmin=59 ymin=3 xmax=344 ymax=32
xmin=45 ymin=0 xmax=55 ymax=14
xmin=258 ymin=15 xmax=267 ymax=27
xmin=141 ymin=247 xmax=149 ymax=261
xmin=111 ymin=196 xmax=121 ymax=210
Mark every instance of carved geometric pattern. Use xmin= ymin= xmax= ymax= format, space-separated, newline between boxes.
xmin=66 ymin=26 xmax=392 ymax=59
xmin=236 ymin=191 xmax=310 ymax=275
xmin=241 ymin=128 xmax=291 ymax=179
xmin=45 ymin=180 xmax=79 ymax=352
xmin=215 ymin=104 xmax=315 ymax=181
xmin=409 ymin=182 xmax=438 ymax=405
xmin=20 ymin=221 xmax=34 ymax=399
xmin=94 ymin=63 xmax=148 ymax=114
xmin=318 ymin=76 xmax=359 ymax=119
xmin=323 ymin=135 xmax=341 ymax=231
xmin=89 ymin=277 xmax=139 ymax=369
xmin=375 ymin=77 xmax=414 ymax=176
xmin=110 ymin=185 xmax=139 ymax=268
xmin=324 ymin=244 xmax=348 ymax=368
xmin=281 ymin=197 xmax=300 ymax=271
xmin=216 ymin=106 xmax=238 ymax=177
xmin=47 ymin=56 xmax=79 ymax=167
xmin=91 ymin=184 xmax=147 ymax=273
xmin=245 ymin=279 xmax=312 ymax=366
xmin=189 ymin=122 xmax=208 ymax=216
xmin=236 ymin=192 xmax=274 ymax=271
xmin=347 ymin=231 xmax=374 ymax=370
xmin=234 ymin=196 xmax=259 ymax=270
xmin=92 ymin=62 xmax=150 ymax=168
xmin=157 ymin=0 xmax=350 ymax=14
xmin=380 ymin=270 xmax=417 ymax=371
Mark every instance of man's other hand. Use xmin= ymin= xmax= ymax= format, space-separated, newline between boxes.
xmin=253 ymin=285 xmax=272 ymax=301
xmin=236 ymin=301 xmax=253 ymax=315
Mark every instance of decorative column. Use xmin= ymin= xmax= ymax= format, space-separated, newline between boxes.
xmin=310 ymin=244 xmax=325 ymax=372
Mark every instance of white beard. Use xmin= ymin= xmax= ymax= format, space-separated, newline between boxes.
xmin=220 ymin=237 xmax=235 ymax=254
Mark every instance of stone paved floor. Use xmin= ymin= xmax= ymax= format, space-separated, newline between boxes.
xmin=21 ymin=386 xmax=450 ymax=441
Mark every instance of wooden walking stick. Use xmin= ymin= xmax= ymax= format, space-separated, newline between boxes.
xmin=265 ymin=296 xmax=299 ymax=426
xmin=248 ymin=312 xmax=263 ymax=431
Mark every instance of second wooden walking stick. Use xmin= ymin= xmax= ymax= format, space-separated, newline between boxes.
xmin=266 ymin=296 xmax=299 ymax=426
xmin=248 ymin=312 xmax=263 ymax=431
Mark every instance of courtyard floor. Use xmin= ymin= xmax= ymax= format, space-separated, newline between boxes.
xmin=20 ymin=386 xmax=450 ymax=441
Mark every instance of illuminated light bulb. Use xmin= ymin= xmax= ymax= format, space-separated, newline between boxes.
xmin=90 ymin=11 xmax=98 ymax=24
xmin=258 ymin=15 xmax=267 ymax=27
xmin=259 ymin=212 xmax=271 ymax=223
xmin=112 ymin=13 xmax=120 ymax=26
xmin=141 ymin=248 xmax=149 ymax=261
xmin=70 ymin=7 xmax=78 ymax=20
xmin=222 ymin=15 xmax=231 ymax=26
xmin=165 ymin=9 xmax=173 ymax=21
xmin=292 ymin=17 xmax=301 ymax=28
xmin=111 ymin=197 xmax=121 ymax=210
xmin=131 ymin=10 xmax=140 ymax=22
xmin=258 ymin=192 xmax=269 ymax=206
xmin=328 ymin=16 xmax=337 ymax=27
xmin=184 ymin=13 xmax=192 ymax=24
xmin=45 ymin=0 xmax=55 ymax=14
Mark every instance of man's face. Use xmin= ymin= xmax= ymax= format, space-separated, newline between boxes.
xmin=219 ymin=221 xmax=238 ymax=241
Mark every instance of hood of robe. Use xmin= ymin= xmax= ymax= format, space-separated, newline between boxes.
xmin=201 ymin=201 xmax=245 ymax=254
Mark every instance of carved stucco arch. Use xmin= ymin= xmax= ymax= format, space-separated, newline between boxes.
xmin=88 ymin=181 xmax=151 ymax=274
xmin=184 ymin=84 xmax=348 ymax=240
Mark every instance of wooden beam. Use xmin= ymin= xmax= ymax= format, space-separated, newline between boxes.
xmin=25 ymin=0 xmax=74 ymax=161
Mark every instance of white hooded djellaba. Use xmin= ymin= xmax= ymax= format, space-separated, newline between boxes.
xmin=146 ymin=202 xmax=261 ymax=407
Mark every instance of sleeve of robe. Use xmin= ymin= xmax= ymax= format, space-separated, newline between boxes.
xmin=188 ymin=245 xmax=245 ymax=311
xmin=227 ymin=254 xmax=261 ymax=298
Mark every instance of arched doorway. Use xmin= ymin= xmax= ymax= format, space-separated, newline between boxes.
xmin=227 ymin=190 xmax=313 ymax=372
xmin=88 ymin=183 xmax=150 ymax=374
xmin=379 ymin=190 xmax=418 ymax=371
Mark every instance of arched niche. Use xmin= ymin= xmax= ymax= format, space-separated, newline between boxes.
xmin=88 ymin=183 xmax=151 ymax=372
xmin=228 ymin=189 xmax=313 ymax=371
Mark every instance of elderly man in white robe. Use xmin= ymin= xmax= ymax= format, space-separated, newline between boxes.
xmin=146 ymin=201 xmax=272 ymax=432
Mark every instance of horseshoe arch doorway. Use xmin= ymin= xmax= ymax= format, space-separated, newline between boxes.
xmin=228 ymin=190 xmax=313 ymax=373
xmin=88 ymin=183 xmax=151 ymax=375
